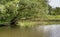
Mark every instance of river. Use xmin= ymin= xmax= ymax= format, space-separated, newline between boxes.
xmin=0 ymin=25 xmax=60 ymax=37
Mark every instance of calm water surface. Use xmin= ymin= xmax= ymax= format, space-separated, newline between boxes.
xmin=0 ymin=25 xmax=60 ymax=37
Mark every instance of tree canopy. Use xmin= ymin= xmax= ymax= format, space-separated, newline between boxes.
xmin=0 ymin=0 xmax=48 ymax=25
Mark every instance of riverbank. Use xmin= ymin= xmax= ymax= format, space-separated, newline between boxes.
xmin=17 ymin=20 xmax=60 ymax=27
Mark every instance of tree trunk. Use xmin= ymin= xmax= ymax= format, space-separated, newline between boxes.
xmin=10 ymin=17 xmax=17 ymax=26
xmin=10 ymin=13 xmax=19 ymax=27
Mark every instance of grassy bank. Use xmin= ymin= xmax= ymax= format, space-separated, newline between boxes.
xmin=17 ymin=21 xmax=60 ymax=27
xmin=48 ymin=15 xmax=60 ymax=20
xmin=17 ymin=15 xmax=60 ymax=27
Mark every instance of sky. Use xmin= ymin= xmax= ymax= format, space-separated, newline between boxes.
xmin=48 ymin=0 xmax=60 ymax=8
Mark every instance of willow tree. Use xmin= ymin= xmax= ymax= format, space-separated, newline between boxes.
xmin=0 ymin=0 xmax=48 ymax=26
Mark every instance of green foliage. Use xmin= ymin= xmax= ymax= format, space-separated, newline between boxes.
xmin=50 ymin=7 xmax=60 ymax=15
xmin=0 ymin=4 xmax=7 ymax=22
xmin=0 ymin=0 xmax=48 ymax=24
xmin=0 ymin=0 xmax=14 ymax=4
xmin=18 ymin=0 xmax=38 ymax=18
xmin=18 ymin=0 xmax=48 ymax=18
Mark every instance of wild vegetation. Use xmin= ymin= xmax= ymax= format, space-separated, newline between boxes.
xmin=0 ymin=0 xmax=60 ymax=27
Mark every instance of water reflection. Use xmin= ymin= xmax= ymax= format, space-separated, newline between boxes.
xmin=43 ymin=25 xmax=60 ymax=37
xmin=0 ymin=25 xmax=60 ymax=37
xmin=0 ymin=26 xmax=44 ymax=37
